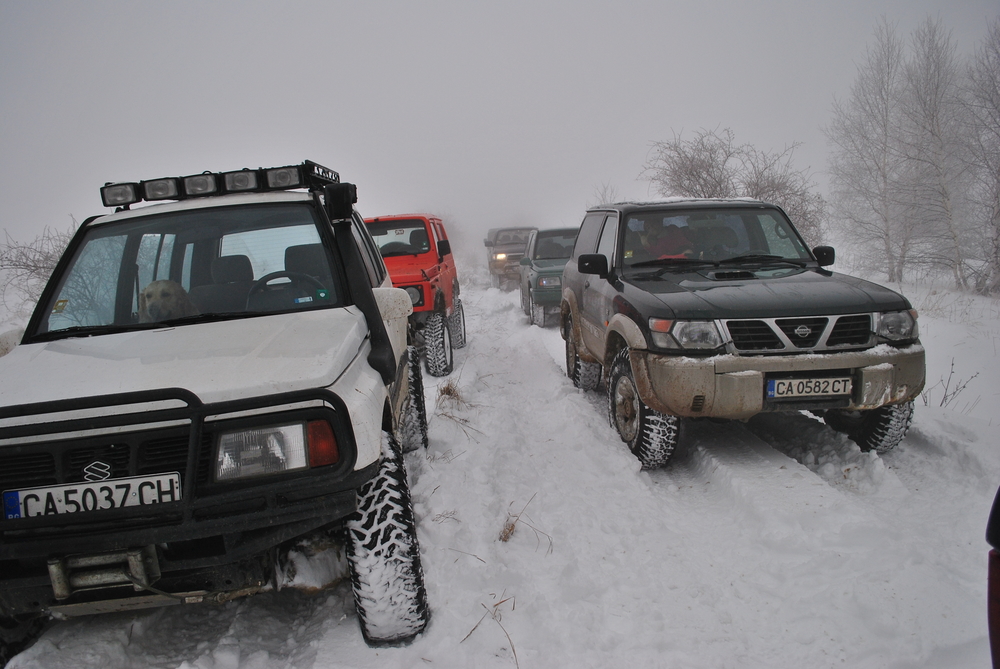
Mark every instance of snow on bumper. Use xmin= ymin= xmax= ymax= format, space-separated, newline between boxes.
xmin=629 ymin=344 xmax=925 ymax=419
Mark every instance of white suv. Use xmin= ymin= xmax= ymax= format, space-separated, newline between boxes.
xmin=0 ymin=162 xmax=430 ymax=659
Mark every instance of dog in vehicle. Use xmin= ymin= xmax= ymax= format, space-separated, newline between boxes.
xmin=139 ymin=280 xmax=199 ymax=322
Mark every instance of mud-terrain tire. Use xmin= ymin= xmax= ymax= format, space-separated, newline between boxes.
xmin=824 ymin=400 xmax=913 ymax=453
xmin=564 ymin=314 xmax=601 ymax=390
xmin=448 ymin=299 xmax=467 ymax=349
xmin=0 ymin=614 xmax=46 ymax=665
xmin=399 ymin=346 xmax=429 ymax=452
xmin=607 ymin=348 xmax=678 ymax=469
xmin=346 ymin=431 xmax=430 ymax=646
xmin=424 ymin=312 xmax=453 ymax=377
xmin=529 ymin=296 xmax=546 ymax=327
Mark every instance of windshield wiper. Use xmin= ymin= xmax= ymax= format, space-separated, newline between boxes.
xmin=30 ymin=324 xmax=134 ymax=342
xmin=719 ymin=254 xmax=807 ymax=267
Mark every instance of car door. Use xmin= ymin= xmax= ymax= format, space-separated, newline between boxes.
xmin=580 ymin=213 xmax=619 ymax=357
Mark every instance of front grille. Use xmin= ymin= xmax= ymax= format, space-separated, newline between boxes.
xmin=723 ymin=313 xmax=875 ymax=354
xmin=1 ymin=453 xmax=57 ymax=491
xmin=1 ymin=428 xmax=192 ymax=491
xmin=727 ymin=320 xmax=784 ymax=351
xmin=827 ymin=314 xmax=872 ymax=346
xmin=776 ymin=317 xmax=828 ymax=348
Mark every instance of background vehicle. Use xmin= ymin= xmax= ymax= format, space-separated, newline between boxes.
xmin=0 ymin=162 xmax=431 ymax=661
xmin=561 ymin=199 xmax=925 ymax=469
xmin=365 ymin=214 xmax=466 ymax=377
xmin=484 ymin=227 xmax=535 ymax=289
xmin=518 ymin=227 xmax=579 ymax=327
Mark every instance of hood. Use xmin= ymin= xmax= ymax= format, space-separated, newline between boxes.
xmin=0 ymin=309 xmax=369 ymax=410
xmin=530 ymin=258 xmax=571 ymax=273
xmin=628 ymin=268 xmax=911 ymax=319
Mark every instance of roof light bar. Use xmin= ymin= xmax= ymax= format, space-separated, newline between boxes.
xmin=100 ymin=161 xmax=340 ymax=207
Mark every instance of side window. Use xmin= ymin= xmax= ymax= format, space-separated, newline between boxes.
xmin=525 ymin=231 xmax=537 ymax=259
xmin=596 ymin=214 xmax=618 ymax=268
xmin=572 ymin=213 xmax=606 ymax=259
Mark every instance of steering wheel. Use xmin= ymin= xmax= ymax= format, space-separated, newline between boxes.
xmin=246 ymin=271 xmax=327 ymax=310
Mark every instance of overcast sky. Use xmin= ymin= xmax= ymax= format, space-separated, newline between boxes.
xmin=1 ymin=0 xmax=997 ymax=252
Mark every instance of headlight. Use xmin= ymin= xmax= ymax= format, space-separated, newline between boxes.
xmin=877 ymin=309 xmax=918 ymax=341
xmin=494 ymin=253 xmax=507 ymax=261
xmin=215 ymin=420 xmax=339 ymax=481
xmin=649 ymin=318 xmax=724 ymax=350
xmin=404 ymin=285 xmax=424 ymax=307
xmin=538 ymin=276 xmax=561 ymax=287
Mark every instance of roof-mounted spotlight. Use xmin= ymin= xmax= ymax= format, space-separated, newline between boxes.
xmin=141 ymin=177 xmax=181 ymax=201
xmin=100 ymin=182 xmax=141 ymax=208
xmin=222 ymin=169 xmax=259 ymax=193
xmin=182 ymin=172 xmax=218 ymax=197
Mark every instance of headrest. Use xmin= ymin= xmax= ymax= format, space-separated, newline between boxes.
xmin=212 ymin=255 xmax=253 ymax=284
xmin=409 ymin=229 xmax=430 ymax=251
xmin=285 ymin=244 xmax=329 ymax=279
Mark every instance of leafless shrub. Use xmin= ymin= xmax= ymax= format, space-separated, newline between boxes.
xmin=921 ymin=357 xmax=980 ymax=410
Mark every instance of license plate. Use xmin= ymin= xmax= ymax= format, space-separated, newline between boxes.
xmin=766 ymin=377 xmax=852 ymax=399
xmin=3 ymin=472 xmax=181 ymax=520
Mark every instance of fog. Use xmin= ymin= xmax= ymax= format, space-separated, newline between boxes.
xmin=1 ymin=0 xmax=997 ymax=252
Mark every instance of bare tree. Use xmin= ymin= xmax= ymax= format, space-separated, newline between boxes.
xmin=826 ymin=18 xmax=912 ymax=281
xmin=0 ymin=220 xmax=76 ymax=320
xmin=590 ymin=182 xmax=621 ymax=207
xmin=644 ymin=127 xmax=826 ymax=244
xmin=964 ymin=18 xmax=1000 ymax=294
xmin=899 ymin=17 xmax=972 ymax=288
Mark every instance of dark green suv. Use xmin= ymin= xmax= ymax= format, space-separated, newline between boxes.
xmin=560 ymin=199 xmax=925 ymax=469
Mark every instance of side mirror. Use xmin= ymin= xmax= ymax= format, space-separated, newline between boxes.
xmin=324 ymin=183 xmax=357 ymax=221
xmin=438 ymin=239 xmax=451 ymax=257
xmin=812 ymin=245 xmax=835 ymax=267
xmin=578 ymin=253 xmax=609 ymax=279
xmin=484 ymin=239 xmax=494 ymax=248
xmin=519 ymin=257 xmax=532 ymax=266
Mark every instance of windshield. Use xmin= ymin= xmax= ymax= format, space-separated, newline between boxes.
xmin=366 ymin=219 xmax=432 ymax=257
xmin=620 ymin=208 xmax=810 ymax=268
xmin=493 ymin=229 xmax=533 ymax=247
xmin=533 ymin=230 xmax=577 ymax=260
xmin=33 ymin=202 xmax=345 ymax=338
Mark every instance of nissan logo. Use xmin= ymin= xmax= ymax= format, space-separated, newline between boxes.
xmin=83 ymin=461 xmax=112 ymax=482
xmin=793 ymin=325 xmax=812 ymax=338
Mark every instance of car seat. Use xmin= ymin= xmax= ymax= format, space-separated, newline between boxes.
xmin=188 ymin=254 xmax=254 ymax=314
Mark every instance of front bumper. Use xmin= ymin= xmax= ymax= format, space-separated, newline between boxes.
xmin=530 ymin=286 xmax=562 ymax=307
xmin=0 ymin=388 xmax=373 ymax=617
xmin=630 ymin=344 xmax=925 ymax=419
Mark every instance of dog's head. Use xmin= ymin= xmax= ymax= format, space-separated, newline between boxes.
xmin=139 ymin=280 xmax=198 ymax=323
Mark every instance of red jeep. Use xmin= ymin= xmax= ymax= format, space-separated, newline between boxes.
xmin=365 ymin=214 xmax=466 ymax=376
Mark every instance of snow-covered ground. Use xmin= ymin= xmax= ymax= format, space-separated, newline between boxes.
xmin=6 ymin=261 xmax=999 ymax=669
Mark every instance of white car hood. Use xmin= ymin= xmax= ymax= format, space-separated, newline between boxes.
xmin=0 ymin=308 xmax=369 ymax=410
